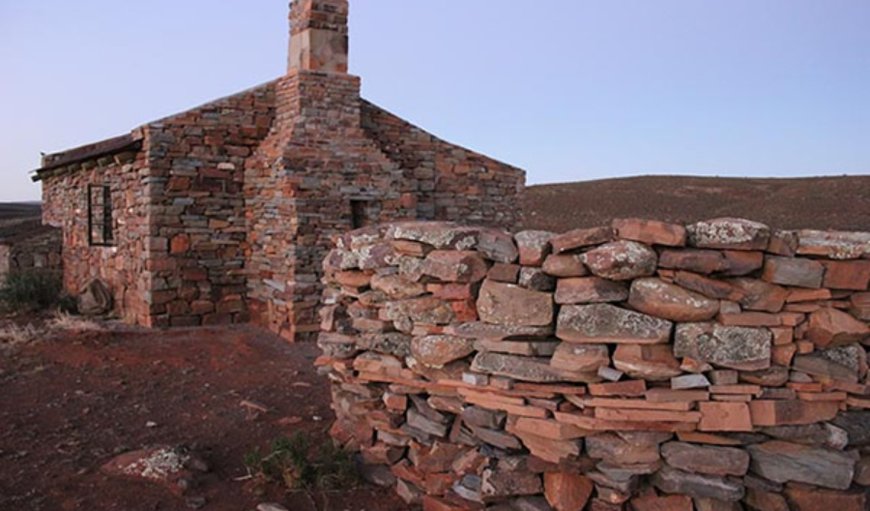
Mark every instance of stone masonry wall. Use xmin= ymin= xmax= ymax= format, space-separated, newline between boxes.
xmin=361 ymin=101 xmax=525 ymax=228
xmin=146 ymin=82 xmax=276 ymax=328
xmin=317 ymin=219 xmax=870 ymax=511
xmin=0 ymin=225 xmax=63 ymax=286
xmin=246 ymin=70 xmax=417 ymax=342
xmin=40 ymin=150 xmax=149 ymax=323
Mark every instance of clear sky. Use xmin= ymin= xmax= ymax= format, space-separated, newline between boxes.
xmin=1 ymin=0 xmax=868 ymax=202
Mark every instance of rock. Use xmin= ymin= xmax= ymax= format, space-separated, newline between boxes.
xmin=822 ymin=260 xmax=870 ymax=290
xmin=671 ymin=374 xmax=710 ymax=390
xmin=748 ymin=400 xmax=840 ymax=427
xmin=79 ymin=278 xmax=113 ymax=316
xmin=542 ymin=253 xmax=588 ymax=277
xmin=518 ymin=267 xmax=556 ymax=291
xmin=692 ymin=497 xmax=742 ymax=511
xmin=739 ymin=366 xmax=789 ymax=387
xmin=849 ymin=292 xmax=870 ymax=320
xmin=580 ymin=241 xmax=657 ymax=281
xmin=673 ymin=271 xmax=741 ymax=300
xmin=792 ymin=354 xmax=859 ymax=384
xmin=474 ymin=339 xmax=558 ymax=357
xmin=674 ymin=323 xmax=771 ymax=371
xmin=554 ymin=277 xmax=628 ymax=304
xmin=396 ymin=478 xmax=423 ymax=505
xmin=317 ymin=333 xmax=359 ymax=359
xmin=612 ymin=344 xmax=681 ymax=381
xmin=101 ymin=446 xmax=207 ymax=495
xmin=631 ymin=495 xmax=693 ymax=511
xmin=257 ymin=504 xmax=289 ymax=511
xmin=480 ymin=468 xmax=542 ymax=501
xmin=855 ymin=455 xmax=870 ymax=485
xmin=659 ymin=249 xmax=728 ymax=274
xmin=749 ymin=441 xmax=857 ymax=491
xmin=805 ymin=308 xmax=869 ymax=348
xmin=557 ymin=304 xmax=673 ymax=344
xmin=386 ymin=222 xmax=479 ymax=250
xmin=652 ymin=466 xmax=744 ymax=502
xmin=687 ymin=218 xmax=771 ymax=251
xmin=760 ymin=423 xmax=848 ymax=450
xmin=411 ymin=335 xmax=475 ymax=368
xmin=477 ymin=280 xmax=554 ymax=327
xmin=477 ymin=228 xmax=519 ymax=263
xmin=660 ymin=442 xmax=750 ymax=476
xmin=744 ymin=487 xmax=789 ymax=511
xmin=612 ymin=218 xmax=687 ymax=247
xmin=761 ymin=256 xmax=825 ymax=289
xmin=729 ymin=278 xmax=787 ymax=313
xmin=628 ymin=278 xmax=719 ymax=322
xmin=585 ymin=433 xmax=661 ymax=464
xmin=831 ymin=411 xmax=870 ymax=446
xmin=796 ymin=229 xmax=870 ymax=260
xmin=698 ymin=402 xmax=753 ymax=432
xmin=487 ymin=263 xmax=521 ymax=283
xmin=445 ymin=322 xmax=553 ymax=341
xmin=421 ymin=251 xmax=488 ymax=283
xmin=358 ymin=332 xmax=412 ymax=357
xmin=550 ymin=226 xmax=614 ymax=253
xmin=370 ymin=273 xmax=426 ymax=299
xmin=818 ymin=344 xmax=869 ymax=379
xmin=461 ymin=406 xmax=506 ymax=429
xmin=550 ymin=343 xmax=610 ymax=373
xmin=515 ymin=230 xmax=554 ymax=266
xmin=722 ymin=250 xmax=765 ymax=276
xmin=471 ymin=352 xmax=597 ymax=383
xmin=383 ymin=297 xmax=455 ymax=326
xmin=544 ymin=472 xmax=593 ymax=511
xmin=784 ymin=483 xmax=868 ymax=511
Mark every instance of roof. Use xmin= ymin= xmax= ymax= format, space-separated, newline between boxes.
xmin=31 ymin=133 xmax=142 ymax=182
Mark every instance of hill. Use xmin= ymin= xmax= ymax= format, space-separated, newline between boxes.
xmin=522 ymin=175 xmax=870 ymax=232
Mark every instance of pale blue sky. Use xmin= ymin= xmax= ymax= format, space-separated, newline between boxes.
xmin=1 ymin=0 xmax=868 ymax=201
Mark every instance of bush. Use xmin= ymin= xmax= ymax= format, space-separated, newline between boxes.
xmin=0 ymin=269 xmax=63 ymax=312
xmin=244 ymin=432 xmax=359 ymax=491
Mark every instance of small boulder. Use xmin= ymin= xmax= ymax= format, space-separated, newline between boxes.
xmin=580 ymin=241 xmax=657 ymax=281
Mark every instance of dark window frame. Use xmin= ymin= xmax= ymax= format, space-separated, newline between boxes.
xmin=87 ymin=184 xmax=115 ymax=247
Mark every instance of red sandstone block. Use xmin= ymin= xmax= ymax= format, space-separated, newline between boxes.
xmin=612 ymin=218 xmax=686 ymax=247
xmin=698 ymin=402 xmax=753 ymax=432
xmin=550 ymin=226 xmax=614 ymax=253
xmin=631 ymin=495 xmax=693 ymax=511
xmin=748 ymin=399 xmax=839 ymax=426
xmin=722 ymin=250 xmax=764 ymax=276
xmin=658 ymin=249 xmax=727 ymax=274
xmin=786 ymin=288 xmax=833 ymax=303
xmin=487 ymin=263 xmax=520 ymax=283
xmin=717 ymin=312 xmax=781 ymax=327
xmin=587 ymin=380 xmax=647 ymax=397
xmin=823 ymin=260 xmax=870 ymax=290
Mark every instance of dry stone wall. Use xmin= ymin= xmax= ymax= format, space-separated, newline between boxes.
xmin=317 ymin=219 xmax=870 ymax=511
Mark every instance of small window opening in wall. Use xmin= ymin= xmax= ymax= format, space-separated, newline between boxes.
xmin=350 ymin=200 xmax=371 ymax=229
xmin=88 ymin=185 xmax=114 ymax=247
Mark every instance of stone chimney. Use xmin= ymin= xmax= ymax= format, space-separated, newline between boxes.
xmin=288 ymin=0 xmax=349 ymax=74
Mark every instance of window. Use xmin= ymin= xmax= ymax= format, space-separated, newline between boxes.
xmin=350 ymin=200 xmax=370 ymax=229
xmin=87 ymin=185 xmax=114 ymax=246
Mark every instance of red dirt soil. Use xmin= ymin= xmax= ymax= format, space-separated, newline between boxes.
xmin=0 ymin=323 xmax=405 ymax=511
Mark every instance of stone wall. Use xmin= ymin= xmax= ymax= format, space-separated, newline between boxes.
xmin=361 ymin=100 xmax=525 ymax=228
xmin=146 ymin=81 xmax=277 ymax=328
xmin=0 ymin=223 xmax=63 ymax=286
xmin=317 ymin=219 xmax=870 ymax=510
xmin=40 ymin=150 xmax=149 ymax=323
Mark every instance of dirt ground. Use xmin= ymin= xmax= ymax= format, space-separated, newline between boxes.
xmin=0 ymin=320 xmax=405 ymax=511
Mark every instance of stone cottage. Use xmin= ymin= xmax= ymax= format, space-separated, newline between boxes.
xmin=31 ymin=0 xmax=525 ymax=341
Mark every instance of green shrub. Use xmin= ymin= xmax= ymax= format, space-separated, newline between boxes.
xmin=244 ymin=432 xmax=359 ymax=491
xmin=0 ymin=269 xmax=63 ymax=312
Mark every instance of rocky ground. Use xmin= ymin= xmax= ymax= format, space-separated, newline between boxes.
xmin=0 ymin=319 xmax=405 ymax=511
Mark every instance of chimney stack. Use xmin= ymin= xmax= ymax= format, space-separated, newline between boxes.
xmin=288 ymin=0 xmax=349 ymax=74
